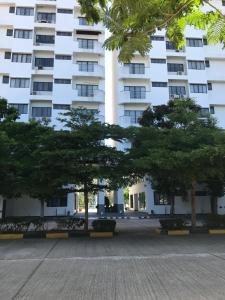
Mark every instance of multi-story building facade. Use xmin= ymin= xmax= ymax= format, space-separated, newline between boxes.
xmin=112 ymin=1 xmax=225 ymax=215
xmin=0 ymin=0 xmax=106 ymax=217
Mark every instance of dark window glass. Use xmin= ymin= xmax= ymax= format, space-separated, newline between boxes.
xmin=36 ymin=35 xmax=55 ymax=44
xmin=2 ymin=76 xmax=9 ymax=84
xmin=16 ymin=7 xmax=34 ymax=16
xmin=12 ymin=53 xmax=32 ymax=63
xmin=54 ymin=79 xmax=71 ymax=84
xmin=9 ymin=7 xmax=15 ymax=13
xmin=190 ymin=84 xmax=207 ymax=93
xmin=124 ymin=63 xmax=145 ymax=74
xmin=56 ymin=31 xmax=72 ymax=36
xmin=188 ymin=60 xmax=205 ymax=70
xmin=77 ymin=38 xmax=95 ymax=49
xmin=152 ymin=82 xmax=167 ymax=87
xmin=53 ymin=104 xmax=70 ymax=110
xmin=57 ymin=9 xmax=73 ymax=14
xmin=4 ymin=52 xmax=11 ymax=59
xmin=47 ymin=195 xmax=67 ymax=207
xmin=205 ymin=60 xmax=210 ymax=68
xmin=154 ymin=192 xmax=171 ymax=205
xmin=199 ymin=108 xmax=209 ymax=118
xmin=77 ymin=61 xmax=97 ymax=71
xmin=124 ymin=110 xmax=144 ymax=124
xmin=10 ymin=78 xmax=30 ymax=88
xmin=151 ymin=58 xmax=166 ymax=64
xmin=6 ymin=29 xmax=13 ymax=36
xmin=35 ymin=57 xmax=54 ymax=67
xmin=32 ymin=107 xmax=52 ymax=118
xmin=124 ymin=86 xmax=146 ymax=99
xmin=33 ymin=82 xmax=53 ymax=91
xmin=76 ymin=84 xmax=98 ymax=96
xmin=14 ymin=29 xmax=32 ymax=39
xmin=169 ymin=86 xmax=186 ymax=96
xmin=37 ymin=13 xmax=56 ymax=23
xmin=210 ymin=105 xmax=215 ymax=114
xmin=208 ymin=82 xmax=212 ymax=90
xmin=167 ymin=63 xmax=184 ymax=72
xmin=10 ymin=103 xmax=28 ymax=114
xmin=55 ymin=55 xmax=71 ymax=60
xmin=186 ymin=38 xmax=203 ymax=47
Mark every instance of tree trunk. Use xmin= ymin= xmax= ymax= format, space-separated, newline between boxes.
xmin=84 ymin=187 xmax=89 ymax=232
xmin=1 ymin=199 xmax=6 ymax=222
xmin=40 ymin=199 xmax=45 ymax=219
xmin=210 ymin=195 xmax=218 ymax=215
xmin=191 ymin=182 xmax=196 ymax=229
xmin=170 ymin=196 xmax=175 ymax=215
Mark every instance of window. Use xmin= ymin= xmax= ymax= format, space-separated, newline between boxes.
xmin=76 ymin=84 xmax=98 ymax=96
xmin=190 ymin=84 xmax=207 ymax=93
xmin=16 ymin=7 xmax=34 ymax=16
xmin=77 ymin=61 xmax=97 ymax=72
xmin=167 ymin=63 xmax=184 ymax=72
xmin=199 ymin=108 xmax=209 ymax=118
xmin=57 ymin=9 xmax=73 ymax=14
xmin=78 ymin=17 xmax=93 ymax=25
xmin=33 ymin=82 xmax=53 ymax=92
xmin=37 ymin=13 xmax=56 ymax=23
xmin=14 ymin=29 xmax=32 ymax=39
xmin=77 ymin=38 xmax=96 ymax=49
xmin=166 ymin=41 xmax=176 ymax=50
xmin=124 ymin=86 xmax=146 ymax=99
xmin=151 ymin=58 xmax=166 ymax=64
xmin=36 ymin=35 xmax=55 ymax=44
xmin=2 ymin=76 xmax=9 ymax=84
xmin=35 ymin=58 xmax=54 ymax=67
xmin=10 ymin=103 xmax=28 ymax=114
xmin=208 ymin=82 xmax=212 ymax=91
xmin=56 ymin=31 xmax=72 ymax=36
xmin=223 ymin=0 xmax=225 ymax=6
xmin=188 ymin=60 xmax=205 ymax=70
xmin=53 ymin=104 xmax=70 ymax=110
xmin=130 ymin=195 xmax=134 ymax=208
xmin=124 ymin=63 xmax=145 ymax=74
xmin=54 ymin=79 xmax=71 ymax=84
xmin=47 ymin=195 xmax=67 ymax=207
xmin=12 ymin=53 xmax=32 ymax=63
xmin=169 ymin=86 xmax=186 ymax=96
xmin=205 ymin=60 xmax=210 ymax=68
xmin=210 ymin=105 xmax=215 ymax=114
xmin=9 ymin=7 xmax=15 ymax=13
xmin=139 ymin=192 xmax=146 ymax=210
xmin=4 ymin=52 xmax=11 ymax=59
xmin=55 ymin=55 xmax=71 ymax=60
xmin=186 ymin=38 xmax=203 ymax=47
xmin=154 ymin=192 xmax=171 ymax=205
xmin=124 ymin=110 xmax=144 ymax=124
xmin=195 ymin=191 xmax=208 ymax=196
xmin=32 ymin=107 xmax=52 ymax=118
xmin=150 ymin=36 xmax=164 ymax=41
xmin=10 ymin=78 xmax=30 ymax=88
xmin=152 ymin=82 xmax=167 ymax=87
xmin=6 ymin=29 xmax=13 ymax=36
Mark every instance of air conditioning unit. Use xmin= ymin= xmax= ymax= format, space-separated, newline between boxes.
xmin=177 ymin=71 xmax=183 ymax=75
xmin=38 ymin=66 xmax=43 ymax=70
xmin=171 ymin=94 xmax=180 ymax=99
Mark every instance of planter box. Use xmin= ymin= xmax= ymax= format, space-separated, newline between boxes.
xmin=90 ymin=232 xmax=113 ymax=238
xmin=209 ymin=229 xmax=225 ymax=235
xmin=168 ymin=230 xmax=190 ymax=236
xmin=46 ymin=232 xmax=69 ymax=239
xmin=0 ymin=233 xmax=24 ymax=240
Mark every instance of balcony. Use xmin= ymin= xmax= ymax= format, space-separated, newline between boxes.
xmin=119 ymin=66 xmax=150 ymax=80
xmin=74 ymin=64 xmax=104 ymax=78
xmin=73 ymin=89 xmax=105 ymax=103
xmin=118 ymin=91 xmax=150 ymax=104
xmin=73 ymin=41 xmax=104 ymax=55
xmin=167 ymin=71 xmax=188 ymax=80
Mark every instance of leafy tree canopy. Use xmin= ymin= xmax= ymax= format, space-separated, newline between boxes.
xmin=79 ymin=0 xmax=225 ymax=61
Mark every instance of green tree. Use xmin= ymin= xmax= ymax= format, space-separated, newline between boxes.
xmin=79 ymin=0 xmax=225 ymax=61
xmin=130 ymin=99 xmax=225 ymax=227
xmin=33 ymin=108 xmax=128 ymax=231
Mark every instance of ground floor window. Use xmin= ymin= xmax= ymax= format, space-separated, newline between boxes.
xmin=139 ymin=192 xmax=146 ymax=209
xmin=130 ymin=195 xmax=134 ymax=208
xmin=154 ymin=192 xmax=171 ymax=205
xmin=47 ymin=195 xmax=67 ymax=207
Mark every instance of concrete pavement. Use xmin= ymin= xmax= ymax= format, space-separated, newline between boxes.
xmin=1 ymin=219 xmax=225 ymax=299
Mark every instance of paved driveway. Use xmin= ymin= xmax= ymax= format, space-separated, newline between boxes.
xmin=1 ymin=219 xmax=225 ymax=300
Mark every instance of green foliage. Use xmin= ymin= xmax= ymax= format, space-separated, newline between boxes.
xmin=79 ymin=0 xmax=225 ymax=61
xmin=92 ymin=219 xmax=116 ymax=232
xmin=159 ymin=218 xmax=186 ymax=230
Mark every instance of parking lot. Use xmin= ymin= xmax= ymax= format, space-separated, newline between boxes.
xmin=1 ymin=219 xmax=225 ymax=300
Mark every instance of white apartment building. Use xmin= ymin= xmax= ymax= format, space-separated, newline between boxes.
xmin=112 ymin=1 xmax=225 ymax=215
xmin=0 ymin=0 xmax=106 ymax=217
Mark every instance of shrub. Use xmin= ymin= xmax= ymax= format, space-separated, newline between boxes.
xmin=204 ymin=214 xmax=225 ymax=228
xmin=92 ymin=219 xmax=116 ymax=232
xmin=159 ymin=218 xmax=186 ymax=230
